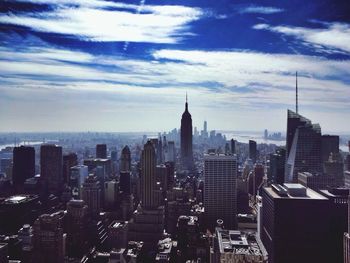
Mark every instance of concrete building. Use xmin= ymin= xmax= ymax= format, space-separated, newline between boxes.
xmin=69 ymin=165 xmax=88 ymax=197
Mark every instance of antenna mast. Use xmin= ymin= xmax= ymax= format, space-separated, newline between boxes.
xmin=296 ymin=71 xmax=298 ymax=114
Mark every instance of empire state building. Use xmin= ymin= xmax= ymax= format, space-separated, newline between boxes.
xmin=180 ymin=95 xmax=194 ymax=170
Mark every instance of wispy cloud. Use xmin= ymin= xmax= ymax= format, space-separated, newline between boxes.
xmin=253 ymin=22 xmax=350 ymax=54
xmin=0 ymin=1 xmax=202 ymax=43
xmin=239 ymin=5 xmax=284 ymax=15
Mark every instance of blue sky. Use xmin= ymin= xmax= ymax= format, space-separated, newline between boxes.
xmin=0 ymin=0 xmax=350 ymax=132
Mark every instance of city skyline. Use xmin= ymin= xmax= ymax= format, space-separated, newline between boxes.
xmin=1 ymin=0 xmax=350 ymax=132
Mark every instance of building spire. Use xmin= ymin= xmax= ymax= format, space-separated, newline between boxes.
xmin=185 ymin=92 xmax=188 ymax=111
xmin=296 ymin=71 xmax=298 ymax=114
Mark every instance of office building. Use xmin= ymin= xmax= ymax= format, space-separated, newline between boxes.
xmin=231 ymin=139 xmax=236 ymax=155
xmin=40 ymin=144 xmax=63 ymax=194
xmin=261 ymin=183 xmax=332 ymax=263
xmin=96 ymin=144 xmax=107 ymax=159
xmin=33 ymin=211 xmax=66 ymax=263
xmin=204 ymin=153 xmax=237 ymax=229
xmin=285 ymin=110 xmax=322 ymax=182
xmin=268 ymin=148 xmax=286 ymax=184
xmin=165 ymin=141 xmax=175 ymax=163
xmin=249 ymin=140 xmax=257 ymax=163
xmin=120 ymin=171 xmax=131 ymax=195
xmin=12 ymin=146 xmax=35 ymax=192
xmin=210 ymin=228 xmax=267 ymax=263
xmin=298 ymin=172 xmax=339 ymax=190
xmin=66 ymin=199 xmax=89 ymax=257
xmin=319 ymin=188 xmax=349 ymax=263
xmin=180 ymin=95 xmax=194 ymax=170
xmin=81 ymin=175 xmax=101 ymax=216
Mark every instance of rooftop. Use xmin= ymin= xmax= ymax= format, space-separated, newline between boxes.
xmin=216 ymin=229 xmax=265 ymax=258
xmin=266 ymin=184 xmax=327 ymax=200
xmin=2 ymin=195 xmax=37 ymax=205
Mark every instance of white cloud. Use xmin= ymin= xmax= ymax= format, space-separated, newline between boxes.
xmin=239 ymin=5 xmax=284 ymax=14
xmin=1 ymin=41 xmax=350 ymax=132
xmin=0 ymin=2 xmax=202 ymax=43
xmin=253 ymin=22 xmax=350 ymax=53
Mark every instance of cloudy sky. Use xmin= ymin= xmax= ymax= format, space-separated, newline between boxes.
xmin=0 ymin=0 xmax=350 ymax=133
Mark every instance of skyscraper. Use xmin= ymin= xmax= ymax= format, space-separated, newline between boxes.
xmin=81 ymin=174 xmax=101 ymax=216
xmin=261 ymin=183 xmax=331 ymax=263
xmin=141 ymin=140 xmax=157 ymax=209
xmin=249 ymin=140 xmax=257 ymax=163
xmin=120 ymin=145 xmax=131 ymax=172
xmin=268 ymin=148 xmax=286 ymax=184
xmin=40 ymin=144 xmax=63 ymax=195
xmin=12 ymin=146 xmax=35 ymax=192
xmin=180 ymin=95 xmax=193 ymax=170
xmin=230 ymin=139 xmax=236 ymax=155
xmin=204 ymin=153 xmax=237 ymax=229
xmin=285 ymin=110 xmax=322 ymax=182
xmin=96 ymin=144 xmax=107 ymax=159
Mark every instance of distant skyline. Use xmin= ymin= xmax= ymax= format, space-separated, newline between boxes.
xmin=1 ymin=0 xmax=350 ymax=132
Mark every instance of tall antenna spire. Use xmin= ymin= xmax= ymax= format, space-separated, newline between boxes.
xmin=296 ymin=71 xmax=298 ymax=114
xmin=186 ymin=91 xmax=188 ymax=103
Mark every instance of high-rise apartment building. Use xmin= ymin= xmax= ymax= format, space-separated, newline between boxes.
xmin=63 ymin=153 xmax=78 ymax=184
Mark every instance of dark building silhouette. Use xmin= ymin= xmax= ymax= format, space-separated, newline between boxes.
xmin=268 ymin=148 xmax=286 ymax=184
xmin=12 ymin=146 xmax=35 ymax=192
xmin=120 ymin=145 xmax=131 ymax=172
xmin=62 ymin=153 xmax=78 ymax=184
xmin=120 ymin=171 xmax=131 ymax=195
xmin=40 ymin=144 xmax=63 ymax=195
xmin=231 ymin=139 xmax=236 ymax=154
xmin=261 ymin=184 xmax=332 ymax=263
xmin=96 ymin=144 xmax=107 ymax=159
xmin=285 ymin=110 xmax=322 ymax=183
xmin=66 ymin=199 xmax=89 ymax=257
xmin=180 ymin=95 xmax=193 ymax=170
xmin=140 ymin=140 xmax=157 ymax=209
xmin=33 ymin=211 xmax=65 ymax=263
xmin=249 ymin=140 xmax=257 ymax=163
xmin=81 ymin=175 xmax=101 ymax=217
xmin=319 ymin=188 xmax=349 ymax=263
xmin=321 ymin=135 xmax=339 ymax=163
